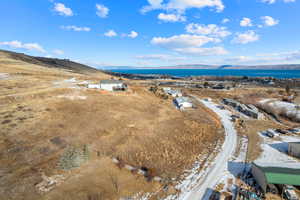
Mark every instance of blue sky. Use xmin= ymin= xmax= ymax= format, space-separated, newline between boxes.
xmin=0 ymin=0 xmax=300 ymax=67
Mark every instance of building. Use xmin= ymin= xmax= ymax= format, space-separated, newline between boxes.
xmin=222 ymin=98 xmax=238 ymax=108
xmin=288 ymin=142 xmax=300 ymax=159
xmin=212 ymin=83 xmax=225 ymax=90
xmin=174 ymin=97 xmax=193 ymax=110
xmin=222 ymin=98 xmax=263 ymax=119
xmin=87 ymin=84 xmax=101 ymax=89
xmin=251 ymin=162 xmax=300 ymax=193
xmin=163 ymin=87 xmax=182 ymax=97
xmin=100 ymin=80 xmax=126 ymax=91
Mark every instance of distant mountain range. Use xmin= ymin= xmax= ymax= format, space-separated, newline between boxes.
xmin=150 ymin=64 xmax=300 ymax=70
xmin=102 ymin=64 xmax=300 ymax=70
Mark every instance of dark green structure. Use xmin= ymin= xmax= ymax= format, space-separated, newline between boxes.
xmin=251 ymin=162 xmax=300 ymax=192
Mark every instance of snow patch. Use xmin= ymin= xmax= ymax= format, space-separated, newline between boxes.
xmin=0 ymin=73 xmax=9 ymax=80
xmin=165 ymin=97 xmax=238 ymax=200
xmin=256 ymin=132 xmax=300 ymax=164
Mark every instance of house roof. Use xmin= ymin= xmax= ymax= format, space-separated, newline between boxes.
xmin=100 ymin=80 xmax=123 ymax=84
xmin=175 ymin=97 xmax=192 ymax=104
xmin=289 ymin=142 xmax=300 ymax=145
xmin=253 ymin=162 xmax=300 ymax=186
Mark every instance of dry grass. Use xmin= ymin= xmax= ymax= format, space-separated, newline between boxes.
xmin=0 ymin=52 xmax=221 ymax=200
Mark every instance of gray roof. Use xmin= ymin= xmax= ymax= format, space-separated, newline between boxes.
xmin=175 ymin=97 xmax=192 ymax=104
xmin=100 ymin=80 xmax=123 ymax=84
xmin=289 ymin=142 xmax=300 ymax=144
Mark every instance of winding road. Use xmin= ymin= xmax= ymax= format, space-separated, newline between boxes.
xmin=183 ymin=96 xmax=238 ymax=200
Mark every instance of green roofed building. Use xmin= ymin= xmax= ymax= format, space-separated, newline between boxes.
xmin=251 ymin=162 xmax=300 ymax=193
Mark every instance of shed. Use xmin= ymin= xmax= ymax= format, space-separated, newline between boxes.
xmin=251 ymin=162 xmax=300 ymax=193
xmin=174 ymin=97 xmax=193 ymax=110
xmin=168 ymin=89 xmax=182 ymax=97
xmin=99 ymin=80 xmax=126 ymax=91
xmin=163 ymin=88 xmax=182 ymax=97
xmin=288 ymin=142 xmax=300 ymax=159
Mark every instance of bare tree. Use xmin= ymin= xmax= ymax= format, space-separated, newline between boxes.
xmin=285 ymin=84 xmax=291 ymax=95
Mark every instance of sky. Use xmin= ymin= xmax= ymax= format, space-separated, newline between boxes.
xmin=0 ymin=0 xmax=300 ymax=68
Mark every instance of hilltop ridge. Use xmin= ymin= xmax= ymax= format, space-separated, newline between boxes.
xmin=0 ymin=49 xmax=102 ymax=74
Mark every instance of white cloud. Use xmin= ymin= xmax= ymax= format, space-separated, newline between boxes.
xmin=128 ymin=31 xmax=138 ymax=38
xmin=261 ymin=0 xmax=276 ymax=4
xmin=240 ymin=17 xmax=253 ymax=27
xmin=173 ymin=46 xmax=228 ymax=56
xmin=54 ymin=3 xmax=73 ymax=16
xmin=141 ymin=0 xmax=224 ymax=13
xmin=53 ymin=49 xmax=64 ymax=55
xmin=0 ymin=40 xmax=46 ymax=53
xmin=158 ymin=13 xmax=186 ymax=22
xmin=261 ymin=0 xmax=295 ymax=4
xmin=225 ymin=56 xmax=252 ymax=63
xmin=61 ymin=25 xmax=91 ymax=32
xmin=151 ymin=34 xmax=227 ymax=56
xmin=222 ymin=18 xmax=230 ymax=24
xmin=185 ymin=23 xmax=231 ymax=38
xmin=225 ymin=51 xmax=300 ymax=64
xmin=96 ymin=4 xmax=109 ymax=18
xmin=136 ymin=54 xmax=186 ymax=61
xmin=259 ymin=51 xmax=300 ymax=61
xmin=151 ymin=34 xmax=219 ymax=49
xmin=232 ymin=30 xmax=259 ymax=44
xmin=261 ymin=16 xmax=279 ymax=26
xmin=104 ymin=30 xmax=117 ymax=37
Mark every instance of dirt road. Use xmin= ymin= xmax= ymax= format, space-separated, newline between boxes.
xmin=183 ymin=96 xmax=238 ymax=200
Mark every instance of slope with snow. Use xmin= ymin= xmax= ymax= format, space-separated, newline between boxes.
xmin=165 ymin=97 xmax=239 ymax=200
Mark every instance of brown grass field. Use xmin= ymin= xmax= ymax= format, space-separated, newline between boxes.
xmin=0 ymin=51 xmax=222 ymax=199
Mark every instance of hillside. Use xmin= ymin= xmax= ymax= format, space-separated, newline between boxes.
xmin=0 ymin=50 xmax=221 ymax=200
xmin=0 ymin=49 xmax=102 ymax=74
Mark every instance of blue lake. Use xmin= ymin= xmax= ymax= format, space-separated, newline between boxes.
xmin=110 ymin=69 xmax=300 ymax=79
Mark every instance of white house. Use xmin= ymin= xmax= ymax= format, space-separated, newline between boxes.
xmin=174 ymin=97 xmax=193 ymax=110
xmin=88 ymin=84 xmax=101 ymax=89
xmin=100 ymin=80 xmax=126 ymax=91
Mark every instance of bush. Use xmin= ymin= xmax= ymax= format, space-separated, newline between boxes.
xmin=58 ymin=144 xmax=89 ymax=170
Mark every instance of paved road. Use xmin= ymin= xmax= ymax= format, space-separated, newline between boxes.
xmin=183 ymin=96 xmax=238 ymax=200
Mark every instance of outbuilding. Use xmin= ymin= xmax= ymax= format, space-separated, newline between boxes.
xmin=163 ymin=87 xmax=182 ymax=97
xmin=251 ymin=162 xmax=300 ymax=193
xmin=174 ymin=97 xmax=193 ymax=110
xmin=100 ymin=80 xmax=126 ymax=91
xmin=288 ymin=142 xmax=300 ymax=159
xmin=88 ymin=84 xmax=101 ymax=89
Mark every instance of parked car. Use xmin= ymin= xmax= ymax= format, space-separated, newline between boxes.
xmin=231 ymin=114 xmax=240 ymax=119
xmin=239 ymin=189 xmax=261 ymax=200
xmin=217 ymin=105 xmax=225 ymax=110
xmin=287 ymin=128 xmax=300 ymax=134
xmin=263 ymin=130 xmax=274 ymax=138
xmin=268 ymin=129 xmax=279 ymax=136
xmin=283 ymin=185 xmax=299 ymax=200
xmin=275 ymin=129 xmax=288 ymax=134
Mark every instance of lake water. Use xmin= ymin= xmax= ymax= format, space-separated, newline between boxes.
xmin=110 ymin=69 xmax=300 ymax=79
